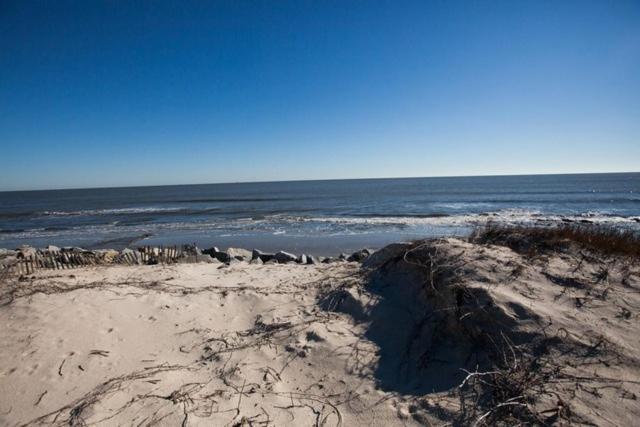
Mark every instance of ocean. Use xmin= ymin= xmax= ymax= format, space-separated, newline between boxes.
xmin=1 ymin=173 xmax=639 ymax=255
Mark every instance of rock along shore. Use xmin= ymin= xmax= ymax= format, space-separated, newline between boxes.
xmin=0 ymin=244 xmax=376 ymax=275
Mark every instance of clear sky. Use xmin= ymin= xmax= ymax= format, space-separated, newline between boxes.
xmin=1 ymin=1 xmax=639 ymax=191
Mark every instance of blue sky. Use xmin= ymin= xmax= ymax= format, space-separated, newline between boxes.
xmin=1 ymin=0 xmax=639 ymax=190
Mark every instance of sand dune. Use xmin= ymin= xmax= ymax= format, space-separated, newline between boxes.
xmin=1 ymin=236 xmax=639 ymax=426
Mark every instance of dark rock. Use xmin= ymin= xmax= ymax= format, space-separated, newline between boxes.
xmin=297 ymin=254 xmax=308 ymax=264
xmin=275 ymin=251 xmax=297 ymax=263
xmin=306 ymin=255 xmax=317 ymax=265
xmin=202 ymin=247 xmax=230 ymax=263
xmin=252 ymin=249 xmax=275 ymax=262
xmin=338 ymin=253 xmax=348 ymax=261
xmin=321 ymin=257 xmax=335 ymax=264
xmin=214 ymin=251 xmax=231 ymax=263
xmin=202 ymin=246 xmax=220 ymax=256
xmin=62 ymin=246 xmax=89 ymax=253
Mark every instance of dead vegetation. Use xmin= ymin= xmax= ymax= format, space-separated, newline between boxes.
xmin=470 ymin=223 xmax=640 ymax=258
xmin=358 ymin=241 xmax=552 ymax=424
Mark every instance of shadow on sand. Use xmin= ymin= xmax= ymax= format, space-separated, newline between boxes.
xmin=319 ymin=245 xmax=539 ymax=396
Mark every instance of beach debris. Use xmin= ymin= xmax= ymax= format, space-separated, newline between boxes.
xmin=34 ymin=390 xmax=47 ymax=406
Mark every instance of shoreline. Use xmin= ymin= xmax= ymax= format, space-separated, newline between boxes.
xmin=2 ymin=220 xmax=640 ymax=276
xmin=2 ymin=214 xmax=639 ymax=258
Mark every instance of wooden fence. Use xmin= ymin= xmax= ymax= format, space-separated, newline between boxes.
xmin=0 ymin=245 xmax=187 ymax=276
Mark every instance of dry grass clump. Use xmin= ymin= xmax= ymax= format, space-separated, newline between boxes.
xmin=471 ymin=223 xmax=640 ymax=258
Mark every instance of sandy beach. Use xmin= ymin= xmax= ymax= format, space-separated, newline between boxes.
xmin=1 ymin=228 xmax=639 ymax=426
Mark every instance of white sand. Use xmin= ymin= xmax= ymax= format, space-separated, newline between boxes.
xmin=0 ymin=261 xmax=409 ymax=426
xmin=1 ymin=238 xmax=639 ymax=426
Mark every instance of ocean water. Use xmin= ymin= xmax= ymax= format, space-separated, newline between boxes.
xmin=1 ymin=173 xmax=639 ymax=255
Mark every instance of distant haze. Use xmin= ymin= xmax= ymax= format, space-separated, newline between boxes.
xmin=1 ymin=1 xmax=639 ymax=191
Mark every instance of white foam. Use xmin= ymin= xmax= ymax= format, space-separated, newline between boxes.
xmin=281 ymin=210 xmax=640 ymax=228
xmin=43 ymin=207 xmax=185 ymax=216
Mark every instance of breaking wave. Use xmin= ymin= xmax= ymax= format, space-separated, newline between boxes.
xmin=42 ymin=207 xmax=188 ymax=216
xmin=285 ymin=210 xmax=640 ymax=227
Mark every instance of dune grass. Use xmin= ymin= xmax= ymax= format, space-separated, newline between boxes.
xmin=470 ymin=223 xmax=640 ymax=258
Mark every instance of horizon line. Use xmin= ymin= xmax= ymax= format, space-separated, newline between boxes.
xmin=1 ymin=170 xmax=638 ymax=193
